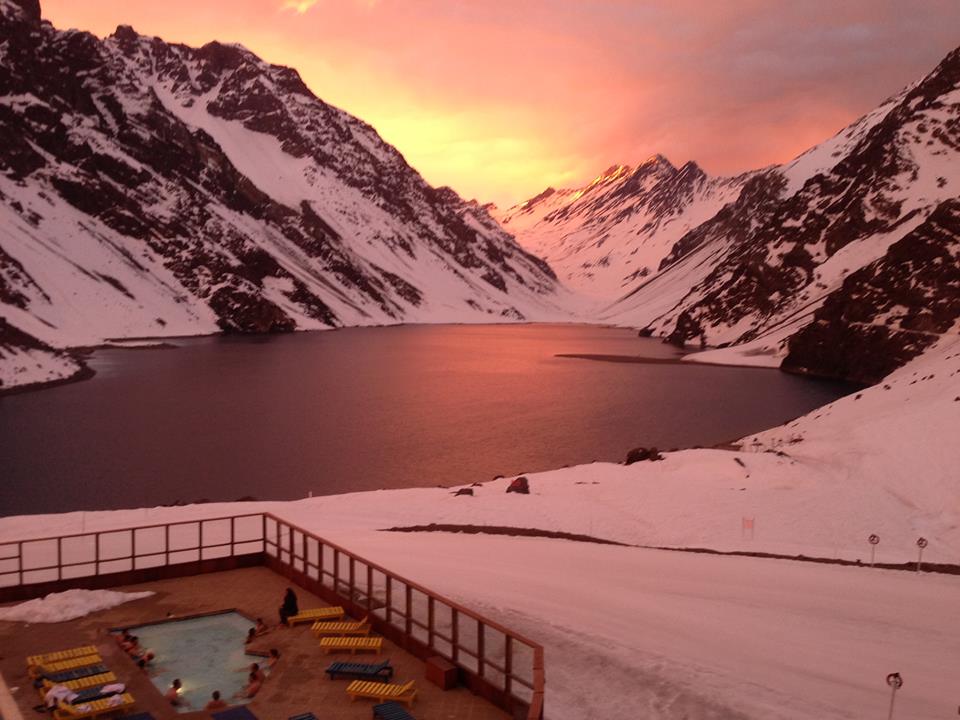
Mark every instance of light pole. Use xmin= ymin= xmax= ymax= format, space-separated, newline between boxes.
xmin=916 ymin=537 xmax=928 ymax=573
xmin=868 ymin=533 xmax=880 ymax=567
xmin=886 ymin=672 xmax=903 ymax=720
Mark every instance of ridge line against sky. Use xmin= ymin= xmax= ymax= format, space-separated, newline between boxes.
xmin=42 ymin=0 xmax=960 ymax=207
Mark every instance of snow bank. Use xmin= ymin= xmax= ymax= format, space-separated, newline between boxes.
xmin=0 ymin=343 xmax=82 ymax=390
xmin=0 ymin=589 xmax=153 ymax=623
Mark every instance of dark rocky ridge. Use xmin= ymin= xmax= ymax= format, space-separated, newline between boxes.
xmin=783 ymin=198 xmax=960 ymax=384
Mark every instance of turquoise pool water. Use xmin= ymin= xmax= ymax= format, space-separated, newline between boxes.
xmin=128 ymin=611 xmax=257 ymax=712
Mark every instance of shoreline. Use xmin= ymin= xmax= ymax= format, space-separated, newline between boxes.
xmin=555 ymin=352 xmax=782 ymax=371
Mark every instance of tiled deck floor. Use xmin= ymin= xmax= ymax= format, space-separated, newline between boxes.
xmin=0 ymin=567 xmax=509 ymax=720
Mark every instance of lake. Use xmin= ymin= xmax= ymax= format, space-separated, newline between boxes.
xmin=0 ymin=324 xmax=851 ymax=517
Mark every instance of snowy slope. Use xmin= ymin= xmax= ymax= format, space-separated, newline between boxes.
xmin=602 ymin=47 xmax=960 ymax=381
xmin=497 ymin=157 xmax=750 ymax=299
xmin=0 ymin=0 xmax=572 ymax=388
xmin=3 ymin=335 xmax=959 ymax=718
xmin=0 ymin=316 xmax=83 ymax=390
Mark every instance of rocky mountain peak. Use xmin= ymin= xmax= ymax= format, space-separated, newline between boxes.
xmin=0 ymin=0 xmax=40 ymax=24
xmin=603 ymin=43 xmax=960 ymax=382
xmin=0 ymin=4 xmax=566 ymax=380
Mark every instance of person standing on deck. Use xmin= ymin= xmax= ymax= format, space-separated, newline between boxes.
xmin=278 ymin=587 xmax=298 ymax=626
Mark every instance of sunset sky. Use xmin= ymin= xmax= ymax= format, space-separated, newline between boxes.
xmin=43 ymin=0 xmax=960 ymax=207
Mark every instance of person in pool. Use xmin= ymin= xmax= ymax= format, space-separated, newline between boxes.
xmin=245 ymin=628 xmax=256 ymax=645
xmin=121 ymin=636 xmax=141 ymax=657
xmin=278 ymin=588 xmax=298 ymax=626
xmin=235 ymin=672 xmax=261 ymax=699
xmin=165 ymin=679 xmax=183 ymax=706
xmin=204 ymin=691 xmax=228 ymax=711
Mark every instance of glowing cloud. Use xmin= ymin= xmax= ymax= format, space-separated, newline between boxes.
xmin=40 ymin=1 xmax=960 ymax=206
xmin=281 ymin=0 xmax=317 ymax=13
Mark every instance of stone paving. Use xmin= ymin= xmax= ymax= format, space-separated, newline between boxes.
xmin=0 ymin=567 xmax=509 ymax=720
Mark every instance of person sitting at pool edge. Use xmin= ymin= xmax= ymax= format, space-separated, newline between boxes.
xmin=205 ymin=690 xmax=228 ymax=711
xmin=267 ymin=649 xmax=280 ymax=669
xmin=255 ymin=617 xmax=269 ymax=636
xmin=120 ymin=635 xmax=140 ymax=656
xmin=165 ymin=679 xmax=183 ymax=706
xmin=235 ymin=672 xmax=261 ymax=699
xmin=245 ymin=628 xmax=256 ymax=645
xmin=278 ymin=587 xmax=298 ymax=626
xmin=249 ymin=663 xmax=265 ymax=683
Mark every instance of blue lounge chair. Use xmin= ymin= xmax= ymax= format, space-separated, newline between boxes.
xmin=326 ymin=660 xmax=393 ymax=682
xmin=69 ymin=685 xmax=123 ymax=704
xmin=212 ymin=708 xmax=259 ymax=720
xmin=40 ymin=665 xmax=110 ymax=684
xmin=373 ymin=702 xmax=415 ymax=720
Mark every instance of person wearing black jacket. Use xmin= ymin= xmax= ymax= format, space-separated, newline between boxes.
xmin=278 ymin=587 xmax=298 ymax=626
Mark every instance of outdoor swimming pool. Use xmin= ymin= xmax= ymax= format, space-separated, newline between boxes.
xmin=126 ymin=611 xmax=257 ymax=712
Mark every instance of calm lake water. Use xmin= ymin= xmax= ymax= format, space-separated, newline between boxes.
xmin=0 ymin=324 xmax=851 ymax=517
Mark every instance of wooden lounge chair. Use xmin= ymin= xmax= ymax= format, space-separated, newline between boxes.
xmin=373 ymin=702 xmax=416 ymax=720
xmin=53 ymin=693 xmax=135 ymax=720
xmin=325 ymin=660 xmax=393 ymax=682
xmin=28 ymin=647 xmax=99 ymax=666
xmin=346 ymin=680 xmax=415 ymax=707
xmin=31 ymin=655 xmax=102 ymax=678
xmin=41 ymin=673 xmax=118 ymax=693
xmin=286 ymin=607 xmax=345 ymax=626
xmin=312 ymin=616 xmax=370 ymax=637
xmin=319 ymin=637 xmax=382 ymax=655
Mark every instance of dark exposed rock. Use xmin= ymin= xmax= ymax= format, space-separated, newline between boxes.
xmin=452 ymin=488 xmax=474 ymax=496
xmin=506 ymin=476 xmax=530 ymax=494
xmin=625 ymin=447 xmax=663 ymax=464
xmin=783 ymin=199 xmax=960 ymax=384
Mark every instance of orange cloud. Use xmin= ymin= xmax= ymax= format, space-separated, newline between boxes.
xmin=281 ymin=0 xmax=317 ymax=13
xmin=40 ymin=1 xmax=960 ymax=207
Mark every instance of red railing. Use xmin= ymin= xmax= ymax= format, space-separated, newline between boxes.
xmin=0 ymin=511 xmax=545 ymax=719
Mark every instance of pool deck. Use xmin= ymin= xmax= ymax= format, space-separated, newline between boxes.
xmin=0 ymin=567 xmax=509 ymax=720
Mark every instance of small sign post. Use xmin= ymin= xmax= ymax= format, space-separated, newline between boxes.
xmin=868 ymin=534 xmax=880 ymax=567
xmin=916 ymin=537 xmax=928 ymax=573
xmin=886 ymin=672 xmax=903 ymax=720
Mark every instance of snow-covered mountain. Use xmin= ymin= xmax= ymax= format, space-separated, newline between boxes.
xmin=603 ymin=46 xmax=960 ymax=383
xmin=0 ymin=0 xmax=568 ymax=389
xmin=497 ymin=157 xmax=750 ymax=298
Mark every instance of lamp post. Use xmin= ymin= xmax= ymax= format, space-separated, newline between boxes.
xmin=886 ymin=672 xmax=903 ymax=720
xmin=868 ymin=534 xmax=880 ymax=567
xmin=916 ymin=537 xmax=928 ymax=572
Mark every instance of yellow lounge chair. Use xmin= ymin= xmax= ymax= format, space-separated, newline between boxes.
xmin=312 ymin=615 xmax=370 ymax=637
xmin=319 ymin=636 xmax=382 ymax=655
xmin=286 ymin=607 xmax=345 ymax=625
xmin=30 ymin=655 xmax=102 ymax=678
xmin=27 ymin=647 xmax=99 ymax=666
xmin=53 ymin=693 xmax=135 ymax=720
xmin=42 ymin=673 xmax=118 ymax=693
xmin=346 ymin=679 xmax=416 ymax=707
